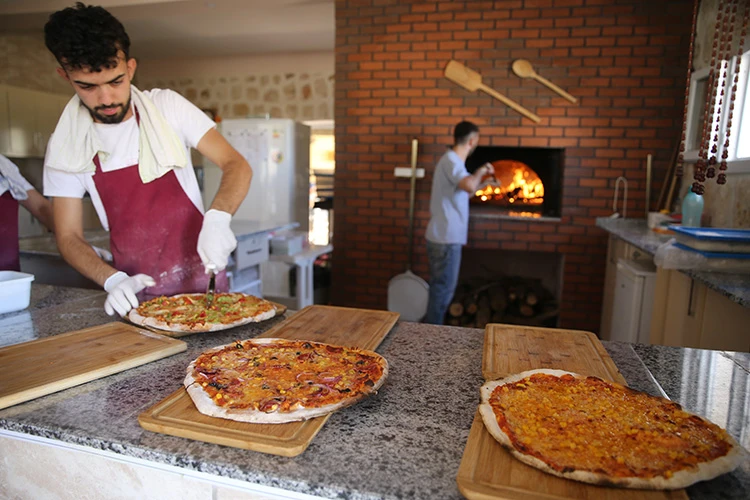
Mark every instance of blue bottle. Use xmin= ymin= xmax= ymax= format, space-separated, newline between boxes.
xmin=681 ymin=188 xmax=704 ymax=227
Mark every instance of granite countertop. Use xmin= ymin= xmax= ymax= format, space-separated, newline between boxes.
xmin=18 ymin=230 xmax=111 ymax=256
xmin=0 ymin=285 xmax=748 ymax=499
xmin=596 ymin=217 xmax=750 ymax=308
xmin=18 ymin=221 xmax=299 ymax=256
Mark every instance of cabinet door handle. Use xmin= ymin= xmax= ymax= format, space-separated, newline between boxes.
xmin=246 ymin=248 xmax=262 ymax=255
xmin=687 ymin=280 xmax=696 ymax=317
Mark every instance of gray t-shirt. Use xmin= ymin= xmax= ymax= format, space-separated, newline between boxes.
xmin=425 ymin=149 xmax=470 ymax=245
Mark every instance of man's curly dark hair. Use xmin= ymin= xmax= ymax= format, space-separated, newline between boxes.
xmin=44 ymin=2 xmax=131 ymax=72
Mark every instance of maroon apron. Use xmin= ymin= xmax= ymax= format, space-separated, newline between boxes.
xmin=91 ymin=111 xmax=228 ymax=298
xmin=0 ymin=191 xmax=20 ymax=271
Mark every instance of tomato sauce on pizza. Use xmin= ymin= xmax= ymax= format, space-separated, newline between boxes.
xmin=130 ymin=293 xmax=276 ymax=332
xmin=184 ymin=338 xmax=388 ymax=423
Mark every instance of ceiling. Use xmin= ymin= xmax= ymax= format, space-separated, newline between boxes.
xmin=0 ymin=0 xmax=335 ymax=59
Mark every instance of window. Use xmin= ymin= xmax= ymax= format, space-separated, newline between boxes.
xmin=684 ymin=67 xmax=710 ymax=160
xmin=732 ymin=50 xmax=750 ymax=162
xmin=685 ymin=48 xmax=750 ymax=172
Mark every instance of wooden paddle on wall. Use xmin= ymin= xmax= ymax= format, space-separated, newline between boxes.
xmin=444 ymin=60 xmax=541 ymax=123
xmin=511 ymin=59 xmax=578 ymax=104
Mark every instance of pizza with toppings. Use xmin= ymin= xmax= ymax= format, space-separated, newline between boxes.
xmin=184 ymin=338 xmax=389 ymax=423
xmin=128 ymin=293 xmax=277 ymax=333
xmin=479 ymin=369 xmax=745 ymax=489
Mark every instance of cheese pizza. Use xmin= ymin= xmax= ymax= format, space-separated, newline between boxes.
xmin=479 ymin=369 xmax=745 ymax=489
xmin=185 ymin=338 xmax=389 ymax=423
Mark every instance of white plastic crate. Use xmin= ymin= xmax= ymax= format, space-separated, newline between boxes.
xmin=0 ymin=271 xmax=35 ymax=314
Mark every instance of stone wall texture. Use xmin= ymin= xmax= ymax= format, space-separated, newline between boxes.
xmin=139 ymin=72 xmax=334 ymax=122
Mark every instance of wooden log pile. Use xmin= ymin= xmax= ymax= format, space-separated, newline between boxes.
xmin=445 ymin=276 xmax=559 ymax=328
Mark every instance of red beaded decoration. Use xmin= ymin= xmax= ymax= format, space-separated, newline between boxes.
xmin=676 ymin=0 xmax=701 ymax=179
xmin=693 ymin=0 xmax=728 ymax=195
xmin=706 ymin=0 xmax=734 ymax=180
xmin=718 ymin=0 xmax=748 ymax=185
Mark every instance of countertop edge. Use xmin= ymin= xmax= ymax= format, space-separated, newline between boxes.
xmin=596 ymin=218 xmax=750 ymax=308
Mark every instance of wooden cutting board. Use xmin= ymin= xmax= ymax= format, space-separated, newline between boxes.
xmin=138 ymin=305 xmax=399 ymax=456
xmin=0 ymin=322 xmax=186 ymax=411
xmin=139 ymin=301 xmax=288 ymax=338
xmin=457 ymin=324 xmax=688 ymax=500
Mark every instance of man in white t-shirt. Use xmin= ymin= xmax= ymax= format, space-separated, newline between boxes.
xmin=424 ymin=121 xmax=494 ymax=324
xmin=43 ymin=4 xmax=252 ymax=316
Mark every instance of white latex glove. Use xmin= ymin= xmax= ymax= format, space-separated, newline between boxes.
xmin=92 ymin=245 xmax=113 ymax=262
xmin=103 ymin=271 xmax=156 ymax=317
xmin=197 ymin=209 xmax=237 ymax=272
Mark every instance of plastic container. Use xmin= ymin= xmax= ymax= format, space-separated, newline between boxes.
xmin=669 ymin=226 xmax=750 ymax=253
xmin=668 ymin=243 xmax=750 ymax=273
xmin=0 ymin=271 xmax=35 ymax=314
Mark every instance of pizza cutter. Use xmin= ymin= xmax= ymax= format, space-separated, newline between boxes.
xmin=205 ymin=266 xmax=217 ymax=308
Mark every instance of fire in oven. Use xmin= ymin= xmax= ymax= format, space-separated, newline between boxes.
xmin=466 ymin=146 xmax=563 ymax=219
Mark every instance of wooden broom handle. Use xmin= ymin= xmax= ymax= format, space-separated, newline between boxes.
xmin=478 ymin=84 xmax=541 ymax=123
xmin=533 ymin=74 xmax=577 ymax=103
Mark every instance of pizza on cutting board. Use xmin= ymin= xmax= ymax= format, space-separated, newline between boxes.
xmin=128 ymin=293 xmax=277 ymax=333
xmin=479 ymin=369 xmax=746 ymax=489
xmin=184 ymin=338 xmax=389 ymax=423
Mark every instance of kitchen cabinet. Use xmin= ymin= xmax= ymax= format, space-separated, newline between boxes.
xmin=599 ymin=234 xmax=646 ymax=340
xmin=0 ymin=84 xmax=70 ymax=158
xmin=649 ymin=268 xmax=750 ymax=352
xmin=227 ymin=233 xmax=268 ymax=296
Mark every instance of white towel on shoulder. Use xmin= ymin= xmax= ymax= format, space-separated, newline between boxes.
xmin=45 ymin=85 xmax=187 ymax=183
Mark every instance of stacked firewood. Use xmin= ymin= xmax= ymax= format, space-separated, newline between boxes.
xmin=445 ymin=276 xmax=558 ymax=328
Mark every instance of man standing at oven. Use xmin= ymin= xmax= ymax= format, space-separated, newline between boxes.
xmin=424 ymin=121 xmax=494 ymax=325
xmin=42 ymin=3 xmax=252 ymax=317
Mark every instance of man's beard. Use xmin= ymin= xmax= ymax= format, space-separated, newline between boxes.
xmin=87 ymin=96 xmax=131 ymax=124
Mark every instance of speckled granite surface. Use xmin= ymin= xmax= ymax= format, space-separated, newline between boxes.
xmin=595 ymin=217 xmax=673 ymax=254
xmin=0 ymin=285 xmax=748 ymax=499
xmin=596 ymin=217 xmax=750 ymax=308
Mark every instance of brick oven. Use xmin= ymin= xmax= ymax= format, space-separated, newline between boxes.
xmin=332 ymin=0 xmax=691 ymax=333
xmin=448 ymin=146 xmax=566 ymax=328
xmin=467 ymin=146 xmax=563 ymax=219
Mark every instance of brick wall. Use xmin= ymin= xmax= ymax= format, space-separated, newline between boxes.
xmin=332 ymin=0 xmax=691 ymax=332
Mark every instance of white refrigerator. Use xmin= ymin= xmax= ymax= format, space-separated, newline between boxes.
xmin=202 ymin=118 xmax=311 ymax=297
xmin=202 ymin=118 xmax=311 ymax=232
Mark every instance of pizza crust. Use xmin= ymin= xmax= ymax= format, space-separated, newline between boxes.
xmin=184 ymin=338 xmax=389 ymax=424
xmin=479 ymin=369 xmax=747 ymax=490
xmin=128 ymin=293 xmax=277 ymax=333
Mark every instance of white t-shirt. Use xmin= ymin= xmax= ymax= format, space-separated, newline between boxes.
xmin=43 ymin=89 xmax=215 ymax=230
xmin=425 ymin=150 xmax=470 ymax=245
xmin=0 ymin=155 xmax=34 ymax=200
